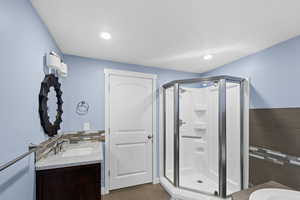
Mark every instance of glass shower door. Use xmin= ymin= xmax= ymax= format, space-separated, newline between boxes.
xmin=226 ymin=81 xmax=242 ymax=195
xmin=178 ymin=82 xmax=219 ymax=195
xmin=164 ymin=86 xmax=175 ymax=184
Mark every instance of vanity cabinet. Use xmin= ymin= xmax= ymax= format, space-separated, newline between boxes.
xmin=36 ymin=164 xmax=101 ymax=200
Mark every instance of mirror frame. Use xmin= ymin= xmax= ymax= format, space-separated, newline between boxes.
xmin=39 ymin=74 xmax=63 ymax=137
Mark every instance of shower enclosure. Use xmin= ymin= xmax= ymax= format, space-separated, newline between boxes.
xmin=160 ymin=76 xmax=249 ymax=199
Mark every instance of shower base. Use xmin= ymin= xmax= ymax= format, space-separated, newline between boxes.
xmin=161 ymin=177 xmax=231 ymax=200
xmin=166 ymin=172 xmax=218 ymax=194
xmin=162 ymin=171 xmax=235 ymax=200
xmin=181 ymin=173 xmax=219 ymax=194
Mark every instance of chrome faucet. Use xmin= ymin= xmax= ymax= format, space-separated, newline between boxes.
xmin=53 ymin=140 xmax=68 ymax=155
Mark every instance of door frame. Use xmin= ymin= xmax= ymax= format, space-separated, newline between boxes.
xmin=104 ymin=69 xmax=158 ymax=194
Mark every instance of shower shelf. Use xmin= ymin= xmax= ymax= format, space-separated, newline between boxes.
xmin=194 ymin=109 xmax=207 ymax=112
xmin=194 ymin=123 xmax=207 ymax=130
xmin=194 ymin=104 xmax=207 ymax=112
xmin=181 ymin=135 xmax=203 ymax=139
xmin=194 ymin=127 xmax=206 ymax=131
xmin=194 ymin=140 xmax=207 ymax=145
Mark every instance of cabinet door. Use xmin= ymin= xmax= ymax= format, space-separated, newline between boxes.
xmin=36 ymin=164 xmax=101 ymax=200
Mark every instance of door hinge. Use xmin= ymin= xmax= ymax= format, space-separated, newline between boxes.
xmin=108 ymin=170 xmax=110 ymax=176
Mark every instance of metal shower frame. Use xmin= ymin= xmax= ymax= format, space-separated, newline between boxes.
xmin=162 ymin=76 xmax=247 ymax=198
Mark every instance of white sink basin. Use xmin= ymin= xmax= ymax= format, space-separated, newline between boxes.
xmin=36 ymin=142 xmax=103 ymax=171
xmin=250 ymin=188 xmax=300 ymax=200
xmin=62 ymin=147 xmax=93 ymax=157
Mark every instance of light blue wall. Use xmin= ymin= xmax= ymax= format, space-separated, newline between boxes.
xmin=201 ymin=35 xmax=300 ymax=109
xmin=62 ymin=54 xmax=201 ymax=132
xmin=0 ymin=1 xmax=61 ymax=200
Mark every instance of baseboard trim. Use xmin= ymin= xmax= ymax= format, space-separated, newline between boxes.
xmin=153 ymin=177 xmax=160 ymax=184
xmin=101 ymin=187 xmax=109 ymax=195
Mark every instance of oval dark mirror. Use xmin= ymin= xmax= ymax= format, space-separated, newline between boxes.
xmin=39 ymin=74 xmax=63 ymax=137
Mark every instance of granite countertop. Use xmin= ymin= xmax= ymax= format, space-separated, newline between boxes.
xmin=35 ymin=141 xmax=103 ymax=171
xmin=232 ymin=181 xmax=291 ymax=200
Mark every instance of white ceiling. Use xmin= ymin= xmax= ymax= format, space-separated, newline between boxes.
xmin=32 ymin=0 xmax=300 ymax=73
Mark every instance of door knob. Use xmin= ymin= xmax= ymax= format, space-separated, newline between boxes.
xmin=148 ymin=135 xmax=153 ymax=139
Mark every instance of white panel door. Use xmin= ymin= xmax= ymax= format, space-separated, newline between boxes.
xmin=109 ymin=74 xmax=153 ymax=190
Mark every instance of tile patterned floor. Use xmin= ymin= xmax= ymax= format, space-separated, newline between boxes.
xmin=102 ymin=184 xmax=170 ymax=200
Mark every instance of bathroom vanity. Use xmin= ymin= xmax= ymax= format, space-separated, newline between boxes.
xmin=35 ymin=133 xmax=103 ymax=200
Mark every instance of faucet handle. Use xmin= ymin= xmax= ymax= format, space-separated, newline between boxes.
xmin=57 ymin=140 xmax=68 ymax=152
xmin=57 ymin=139 xmax=68 ymax=145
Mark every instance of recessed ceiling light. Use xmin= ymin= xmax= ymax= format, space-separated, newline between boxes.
xmin=100 ymin=32 xmax=111 ymax=40
xmin=203 ymin=54 xmax=213 ymax=60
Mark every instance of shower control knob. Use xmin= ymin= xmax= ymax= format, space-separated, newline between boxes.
xmin=147 ymin=135 xmax=153 ymax=139
xmin=179 ymin=119 xmax=186 ymax=127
